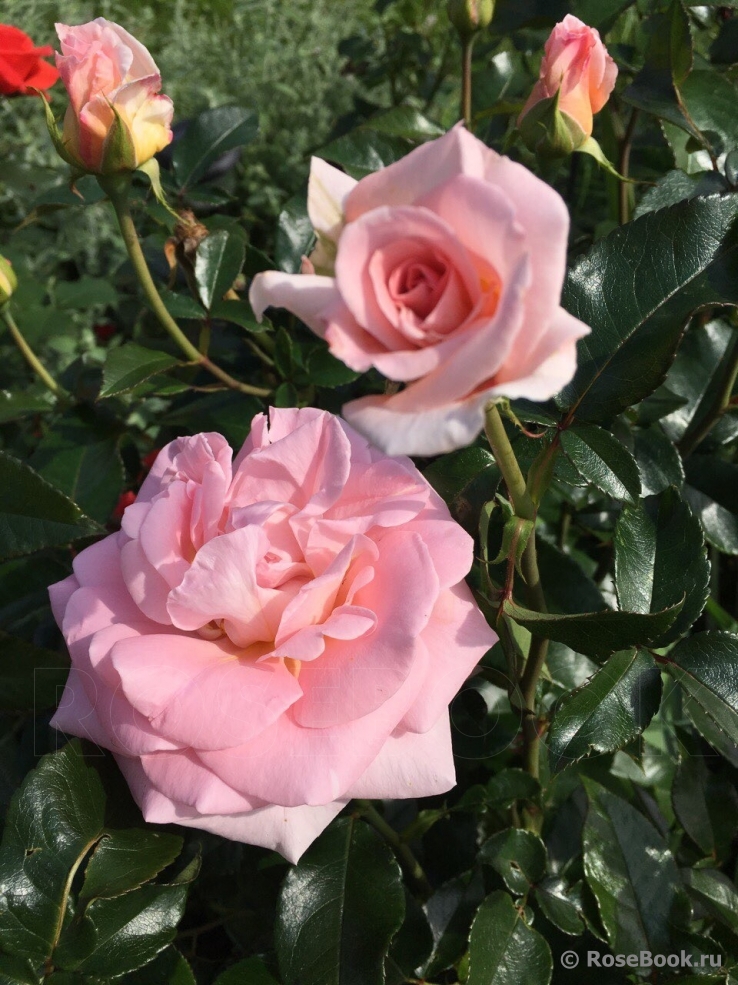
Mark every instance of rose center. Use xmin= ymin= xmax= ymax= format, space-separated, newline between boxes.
xmin=388 ymin=257 xmax=448 ymax=320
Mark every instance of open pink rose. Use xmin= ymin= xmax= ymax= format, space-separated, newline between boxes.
xmin=249 ymin=125 xmax=590 ymax=456
xmin=519 ymin=15 xmax=617 ymax=141
xmin=54 ymin=17 xmax=173 ymax=173
xmin=50 ymin=408 xmax=496 ymax=862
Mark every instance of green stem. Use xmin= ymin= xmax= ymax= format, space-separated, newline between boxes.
xmin=461 ymin=37 xmax=475 ymax=128
xmin=103 ymin=179 xmax=271 ymax=399
xmin=356 ymin=800 xmax=432 ymax=898
xmin=484 ymin=402 xmax=548 ymax=781
xmin=1 ymin=305 xmax=68 ymax=401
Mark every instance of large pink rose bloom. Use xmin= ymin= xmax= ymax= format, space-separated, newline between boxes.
xmin=50 ymin=408 xmax=496 ymax=862
xmin=519 ymin=15 xmax=618 ymax=140
xmin=249 ymin=125 xmax=590 ymax=456
xmin=55 ymin=17 xmax=173 ymax=173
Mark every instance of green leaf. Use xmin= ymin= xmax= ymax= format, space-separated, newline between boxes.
xmin=0 ymin=452 xmax=100 ymax=561
xmin=0 ymin=390 xmax=55 ymax=424
xmin=479 ymin=829 xmax=546 ymax=895
xmin=424 ymin=447 xmax=497 ymax=501
xmin=79 ymin=829 xmax=183 ymax=902
xmin=622 ymin=1 xmax=698 ymax=139
xmin=55 ymin=276 xmax=118 ymax=311
xmin=582 ymin=780 xmax=681 ymax=959
xmin=683 ymin=869 xmax=738 ymax=931
xmin=164 ymin=392 xmax=263 ymax=450
xmin=422 ymin=870 xmax=486 ymax=978
xmin=558 ymin=195 xmax=738 ymax=424
xmin=684 ymin=456 xmax=738 ymax=555
xmin=667 ymin=632 xmax=738 ymax=742
xmin=547 ymin=649 xmax=662 ymax=772
xmin=318 ymin=130 xmax=412 ymax=181
xmin=537 ymin=541 xmax=606 ymax=615
xmin=100 ymin=344 xmax=180 ymax=399
xmin=210 ymin=298 xmax=265 ymax=332
xmin=672 ymin=749 xmax=738 ymax=860
xmin=467 ymin=891 xmax=552 ymax=985
xmin=29 ymin=415 xmax=125 ymax=524
xmin=173 ymin=106 xmax=258 ymax=190
xmin=213 ymin=957 xmax=280 ymax=984
xmin=560 ymin=424 xmax=641 ymax=504
xmin=664 ymin=71 xmax=738 ymax=171
xmin=305 ymin=345 xmax=361 ymax=387
xmin=358 ymin=107 xmax=444 ymax=142
xmin=159 ymin=290 xmax=206 ymax=321
xmin=275 ymin=195 xmax=313 ymax=274
xmin=534 ymin=879 xmax=585 ymax=936
xmin=572 ymin=0 xmax=636 ymax=30
xmin=633 ymin=428 xmax=684 ymax=497
xmin=614 ymin=487 xmax=709 ymax=644
xmin=0 ymin=632 xmax=69 ymax=710
xmin=122 ymin=947 xmax=196 ymax=985
xmin=194 ymin=230 xmax=245 ymax=311
xmin=503 ymin=599 xmax=682 ymax=661
xmin=275 ymin=817 xmax=404 ymax=985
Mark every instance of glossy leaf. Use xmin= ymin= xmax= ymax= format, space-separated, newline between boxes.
xmin=318 ymin=130 xmax=412 ymax=181
xmin=467 ymin=891 xmax=552 ymax=985
xmin=0 ymin=452 xmax=100 ymax=561
xmin=173 ymin=106 xmax=258 ymax=190
xmin=305 ymin=344 xmax=361 ymax=387
xmin=123 ymin=947 xmax=196 ymax=985
xmin=213 ymin=957 xmax=280 ymax=984
xmin=633 ymin=428 xmax=684 ymax=497
xmin=667 ymin=632 xmax=738 ymax=742
xmin=672 ymin=750 xmax=738 ymax=860
xmin=100 ymin=343 xmax=180 ymax=399
xmin=558 ymin=195 xmax=738 ymax=423
xmin=194 ymin=230 xmax=245 ymax=310
xmin=534 ymin=879 xmax=585 ymax=936
xmin=275 ymin=194 xmax=313 ymax=274
xmin=537 ymin=540 xmax=606 ymax=615
xmin=275 ymin=817 xmax=404 ymax=985
xmin=79 ymin=829 xmax=183 ymax=902
xmin=547 ymin=649 xmax=662 ymax=772
xmin=614 ymin=487 xmax=709 ymax=644
xmin=683 ymin=456 xmax=738 ymax=555
xmin=503 ymin=599 xmax=682 ymax=661
xmin=560 ymin=424 xmax=641 ymax=504
xmin=583 ymin=780 xmax=680 ymax=959
xmin=422 ymin=870 xmax=486 ymax=978
xmin=683 ymin=869 xmax=738 ymax=931
xmin=479 ymin=829 xmax=547 ymax=895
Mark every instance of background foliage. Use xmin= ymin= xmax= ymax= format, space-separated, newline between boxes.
xmin=2 ymin=0 xmax=738 ymax=983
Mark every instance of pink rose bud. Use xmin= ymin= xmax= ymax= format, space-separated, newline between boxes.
xmin=0 ymin=255 xmax=17 ymax=304
xmin=53 ymin=17 xmax=173 ymax=173
xmin=49 ymin=409 xmax=496 ymax=862
xmin=518 ymin=15 xmax=617 ymax=154
xmin=250 ymin=125 xmax=591 ymax=456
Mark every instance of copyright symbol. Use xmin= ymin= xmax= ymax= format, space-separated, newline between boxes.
xmin=561 ymin=951 xmax=579 ymax=969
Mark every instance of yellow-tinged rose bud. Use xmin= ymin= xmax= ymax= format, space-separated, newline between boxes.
xmin=51 ymin=17 xmax=173 ymax=174
xmin=0 ymin=256 xmax=17 ymax=305
xmin=447 ymin=0 xmax=495 ymax=41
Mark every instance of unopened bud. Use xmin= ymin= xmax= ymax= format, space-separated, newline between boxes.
xmin=447 ymin=0 xmax=495 ymax=41
xmin=0 ymin=256 xmax=17 ymax=305
xmin=518 ymin=92 xmax=587 ymax=160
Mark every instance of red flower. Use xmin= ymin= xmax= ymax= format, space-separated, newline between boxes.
xmin=0 ymin=25 xmax=59 ymax=96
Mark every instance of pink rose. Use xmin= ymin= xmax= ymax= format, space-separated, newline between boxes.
xmin=50 ymin=408 xmax=496 ymax=862
xmin=249 ymin=126 xmax=591 ymax=456
xmin=54 ymin=17 xmax=173 ymax=173
xmin=519 ymin=15 xmax=617 ymax=141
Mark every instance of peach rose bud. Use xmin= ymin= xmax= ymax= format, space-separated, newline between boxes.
xmin=0 ymin=255 xmax=17 ymax=305
xmin=51 ymin=17 xmax=173 ymax=174
xmin=447 ymin=0 xmax=495 ymax=40
xmin=518 ymin=15 xmax=617 ymax=157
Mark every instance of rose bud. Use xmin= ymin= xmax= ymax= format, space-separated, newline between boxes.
xmin=518 ymin=15 xmax=617 ymax=156
xmin=250 ymin=125 xmax=591 ymax=456
xmin=0 ymin=255 xmax=17 ymax=305
xmin=447 ymin=0 xmax=495 ymax=40
xmin=49 ymin=409 xmax=496 ymax=862
xmin=0 ymin=25 xmax=59 ymax=96
xmin=52 ymin=18 xmax=173 ymax=174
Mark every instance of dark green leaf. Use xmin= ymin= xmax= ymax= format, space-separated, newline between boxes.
xmin=547 ymin=649 xmax=662 ymax=772
xmin=684 ymin=456 xmax=738 ymax=555
xmin=100 ymin=344 xmax=180 ymax=399
xmin=305 ymin=345 xmax=361 ymax=387
xmin=672 ymin=750 xmax=738 ymax=860
xmin=387 ymin=890 xmax=433 ymax=982
xmin=29 ymin=416 xmax=125 ymax=524
xmin=360 ymin=107 xmax=444 ymax=142
xmin=686 ymin=699 xmax=738 ymax=767
xmin=467 ymin=891 xmax=552 ymax=985
xmin=318 ymin=130 xmax=412 ymax=181
xmin=422 ymin=870 xmax=485 ymax=978
xmin=503 ymin=599 xmax=682 ymax=661
xmin=558 ymin=196 xmax=738 ymax=423
xmin=665 ymin=71 xmax=738 ymax=170
xmin=667 ymin=632 xmax=738 ymax=742
xmin=614 ymin=488 xmax=709 ymax=644
xmin=275 ymin=195 xmax=313 ymax=274
xmin=534 ymin=879 xmax=585 ymax=936
xmin=194 ymin=231 xmax=245 ymax=311
xmin=0 ymin=632 xmax=69 ymax=710
xmin=210 ymin=298 xmax=265 ymax=332
xmin=173 ymin=106 xmax=258 ymax=190
xmin=583 ymin=780 xmax=680 ymax=959
xmin=479 ymin=829 xmax=546 ymax=894
xmin=560 ymin=425 xmax=641 ymax=504
xmin=55 ymin=276 xmax=118 ymax=311
xmin=537 ymin=541 xmax=606 ymax=615
xmin=159 ymin=291 xmax=206 ymax=321
xmin=122 ymin=946 xmax=196 ymax=985
xmin=213 ymin=957 xmax=280 ymax=984
xmin=683 ymin=869 xmax=738 ymax=931
xmin=275 ymin=817 xmax=404 ymax=985
xmin=164 ymin=393 xmax=263 ymax=450
xmin=0 ymin=452 xmax=100 ymax=560
xmin=424 ymin=447 xmax=497 ymax=501
xmin=633 ymin=428 xmax=684 ymax=497
xmin=0 ymin=390 xmax=55 ymax=423
xmin=79 ymin=829 xmax=183 ymax=902
xmin=572 ymin=0 xmax=636 ymax=30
